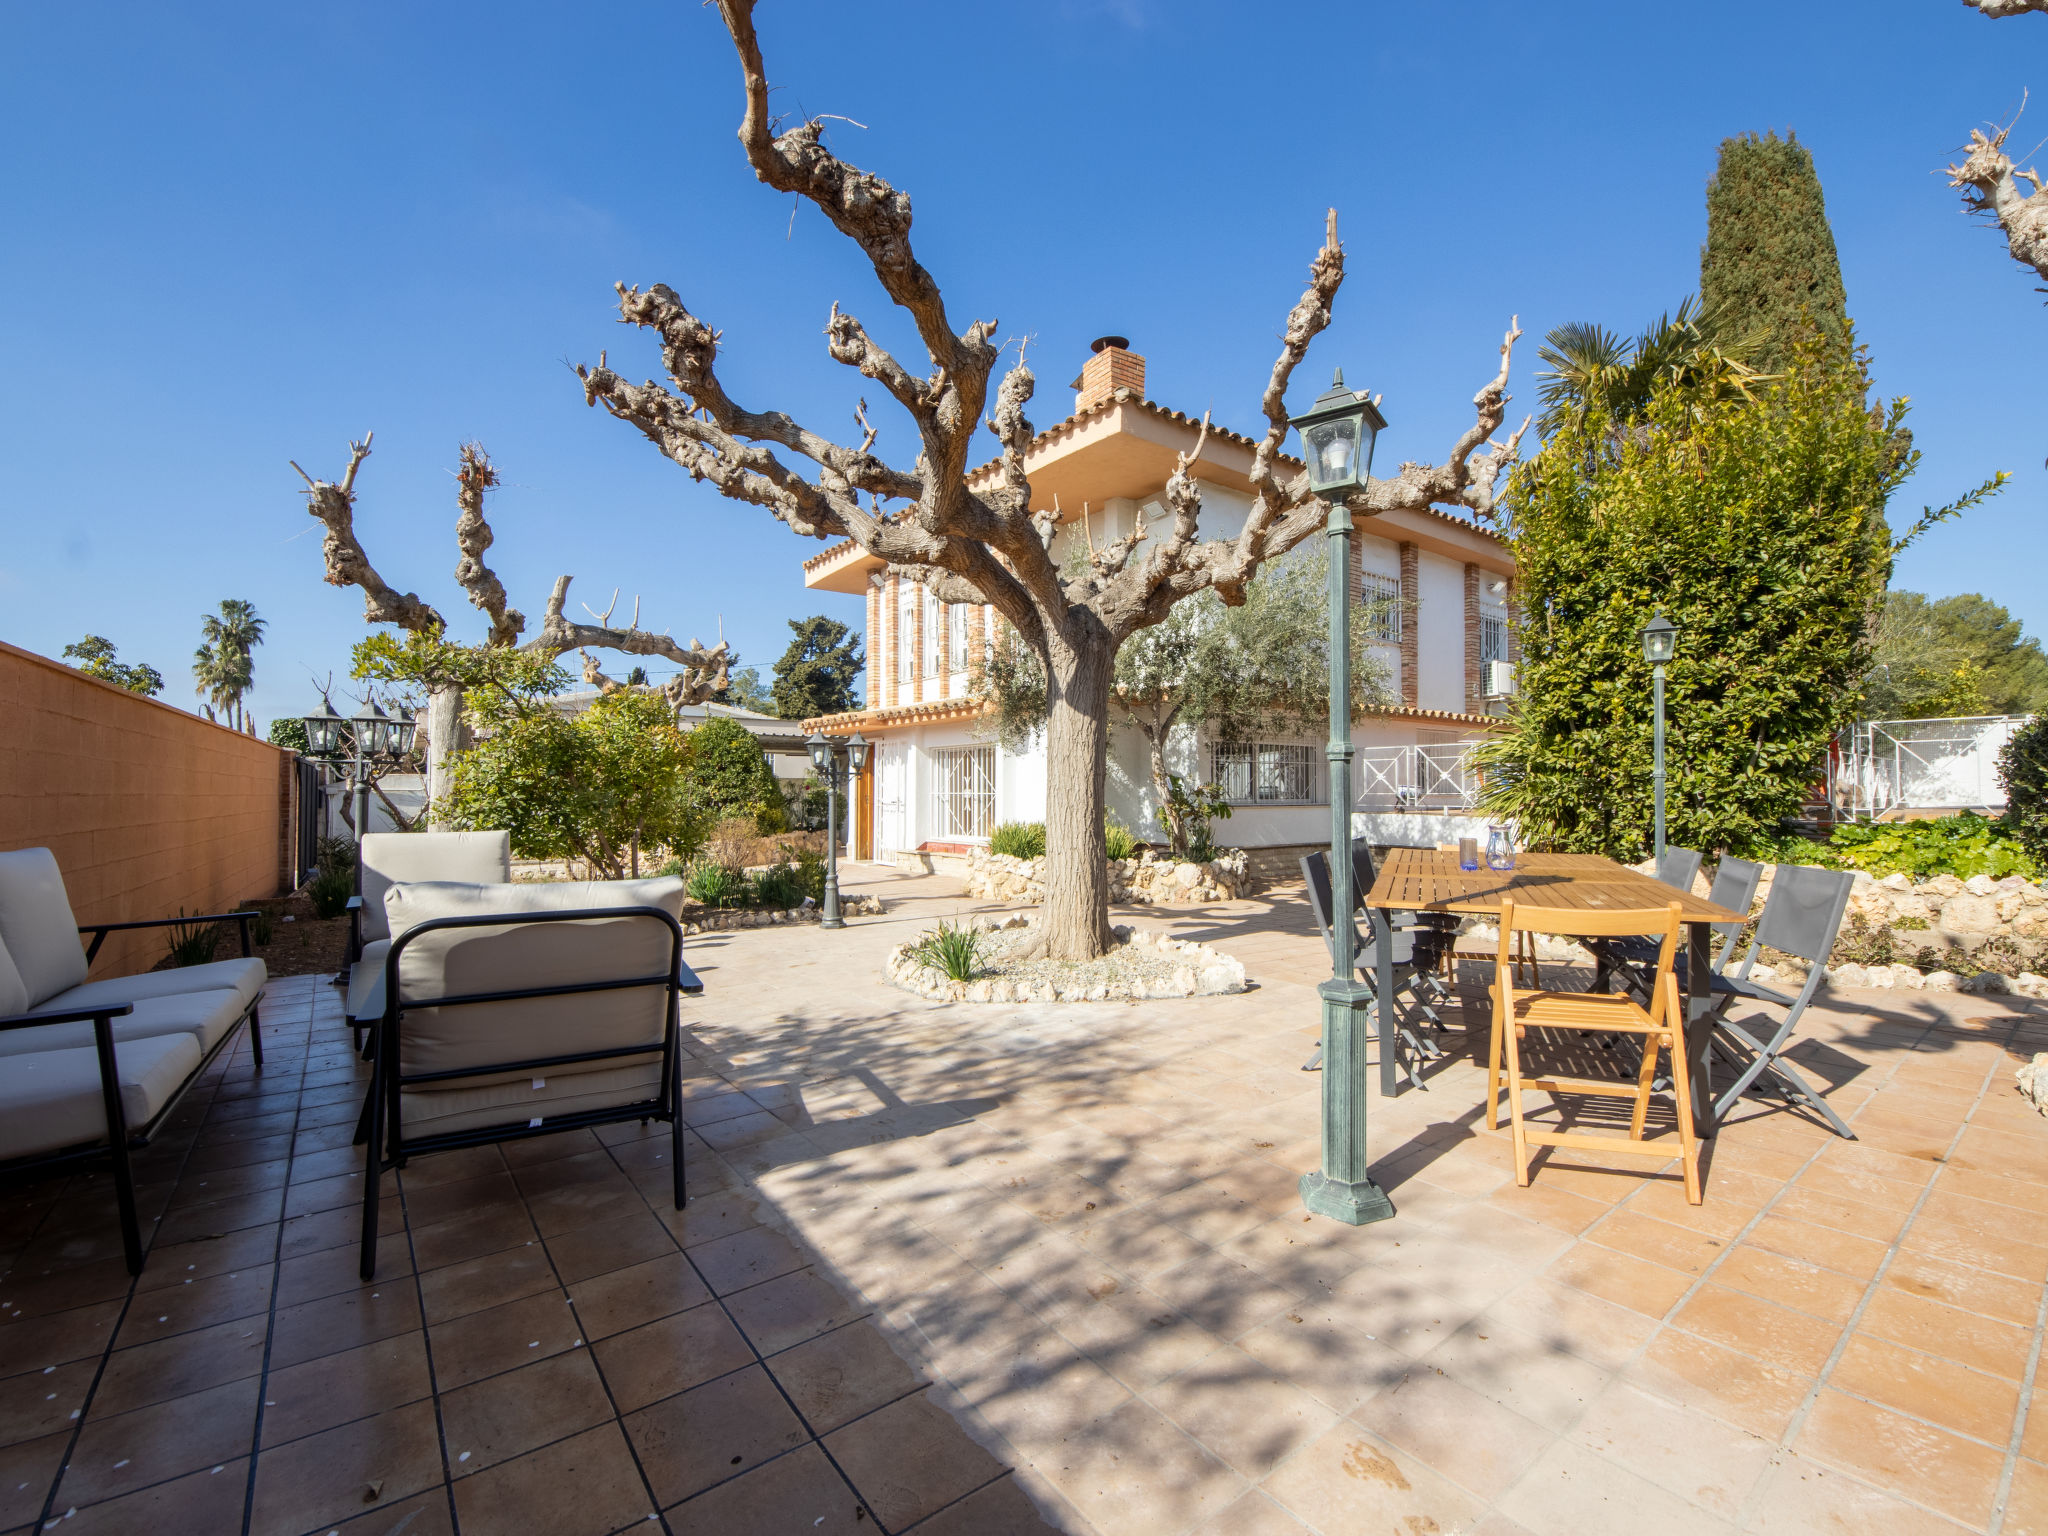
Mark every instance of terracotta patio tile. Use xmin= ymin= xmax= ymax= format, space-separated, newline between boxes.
xmin=589 ymin=1300 xmax=754 ymax=1413
xmin=666 ymin=1442 xmax=866 ymax=1534
xmin=426 ymin=1288 xmax=579 ymax=1391
xmin=268 ymin=1273 xmax=422 ymax=1371
xmin=114 ymin=1261 xmax=273 ymax=1348
xmin=90 ymin=1312 xmax=269 ymax=1417
xmin=1856 ymin=1285 xmax=2030 ymax=1380
xmin=722 ymin=1265 xmax=860 ymax=1355
xmin=1670 ymin=1285 xmax=1842 ymax=1378
xmin=564 ymin=1250 xmax=712 ymax=1341
xmin=399 ymin=1170 xmax=522 ymax=1230
xmin=1145 ymin=1347 xmax=1337 ymax=1478
xmin=248 ymin=1397 xmax=443 ymax=1536
xmin=1585 ymin=1210 xmax=1732 ymax=1276
xmin=766 ymin=1318 xmax=921 ymax=1434
xmin=439 ymin=1348 xmax=615 ymax=1477
xmin=1828 ymin=1332 xmax=2019 ymax=1443
xmin=823 ymin=1389 xmax=1008 ymax=1530
xmin=1742 ymin=1453 xmax=1974 ymax=1535
xmin=1261 ymin=1420 xmax=1484 ymax=1535
xmin=55 ymin=1375 xmax=258 ymax=1508
xmin=1030 ymin=1396 xmax=1246 ymax=1536
xmin=1901 ymin=1211 xmax=2048 ymax=1281
xmin=907 ymin=1473 xmax=1070 ymax=1535
xmin=1624 ymin=1331 xmax=1812 ymax=1440
xmin=0 ymin=1428 xmax=67 ymax=1530
xmin=449 ymin=1422 xmax=654 ymax=1536
xmin=1709 ymin=1245 xmax=1866 ymax=1324
xmin=1497 ymin=1438 xmax=1739 ymax=1536
xmin=686 ymin=1222 xmax=810 ymax=1293
xmin=0 ymin=1358 xmax=94 ymax=1450
xmin=1568 ymin=1379 xmax=1774 ymax=1520
xmin=260 ymin=1330 xmax=433 ymax=1447
xmin=407 ymin=1202 xmax=539 ymax=1272
xmin=1353 ymin=1364 xmax=1556 ymax=1499
xmin=59 ymin=1456 xmax=250 ymax=1536
xmin=2006 ymin=1457 xmax=2048 ymax=1536
xmin=1420 ymin=1316 xmax=1612 ymax=1432
xmin=2025 ymin=1392 xmax=2048 ymax=1463
xmin=1793 ymin=1388 xmax=2003 ymax=1528
xmin=1544 ymin=1242 xmax=1693 ymax=1318
xmin=1743 ymin=1214 xmax=1889 ymax=1279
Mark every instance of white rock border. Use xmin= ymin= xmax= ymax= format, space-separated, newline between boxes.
xmin=684 ymin=893 xmax=883 ymax=936
xmin=886 ymin=915 xmax=1247 ymax=1003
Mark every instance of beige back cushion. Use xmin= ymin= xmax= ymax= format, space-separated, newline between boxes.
xmin=0 ymin=848 xmax=88 ymax=1006
xmin=384 ymin=877 xmax=685 ymax=1078
xmin=358 ymin=831 xmax=511 ymax=944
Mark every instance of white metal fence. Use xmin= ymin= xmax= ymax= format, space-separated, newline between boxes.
xmin=1829 ymin=715 xmax=2026 ymax=819
xmin=1354 ymin=742 xmax=1485 ymax=810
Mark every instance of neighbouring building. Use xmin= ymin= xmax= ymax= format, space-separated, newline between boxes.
xmin=800 ymin=339 xmax=1516 ymax=864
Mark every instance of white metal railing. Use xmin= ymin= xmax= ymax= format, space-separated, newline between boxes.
xmin=1829 ymin=715 xmax=2027 ymax=820
xmin=1354 ymin=742 xmax=1485 ymax=811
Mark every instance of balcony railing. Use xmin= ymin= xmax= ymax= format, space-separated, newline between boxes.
xmin=1355 ymin=741 xmax=1484 ymax=811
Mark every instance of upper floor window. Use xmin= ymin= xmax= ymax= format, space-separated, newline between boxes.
xmin=1360 ymin=572 xmax=1402 ymax=645
xmin=948 ymin=603 xmax=972 ymax=672
xmin=896 ymin=581 xmax=916 ymax=683
xmin=922 ymin=589 xmax=942 ymax=677
xmin=1480 ymin=603 xmax=1511 ymax=666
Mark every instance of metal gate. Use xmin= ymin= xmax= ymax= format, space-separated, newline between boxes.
xmin=1828 ymin=716 xmax=2026 ymax=820
xmin=294 ymin=756 xmax=324 ymax=886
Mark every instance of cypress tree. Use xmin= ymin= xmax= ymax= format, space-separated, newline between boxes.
xmin=1700 ymin=132 xmax=1849 ymax=372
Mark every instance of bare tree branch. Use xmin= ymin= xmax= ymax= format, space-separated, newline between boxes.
xmin=293 ymin=434 xmax=446 ymax=633
xmin=451 ymin=443 xmax=525 ymax=647
xmin=1949 ymin=121 xmax=2048 ymax=288
xmin=526 ymin=574 xmax=732 ymax=699
xmin=1963 ymin=0 xmax=2048 ymax=16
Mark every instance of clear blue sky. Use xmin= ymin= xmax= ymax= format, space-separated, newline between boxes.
xmin=1 ymin=0 xmax=2039 ymax=729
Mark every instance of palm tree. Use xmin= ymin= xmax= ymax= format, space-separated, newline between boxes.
xmin=1536 ymin=297 xmax=1767 ymax=439
xmin=194 ymin=599 xmax=265 ymax=730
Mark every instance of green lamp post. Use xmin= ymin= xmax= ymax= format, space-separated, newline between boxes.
xmin=1291 ymin=369 xmax=1396 ymax=1228
xmin=1640 ymin=610 xmax=1678 ymax=866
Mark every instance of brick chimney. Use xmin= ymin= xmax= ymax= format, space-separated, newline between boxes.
xmin=1071 ymin=336 xmax=1144 ymax=414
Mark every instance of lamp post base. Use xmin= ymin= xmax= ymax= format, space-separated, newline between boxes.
xmin=1298 ymin=1169 xmax=1396 ymax=1226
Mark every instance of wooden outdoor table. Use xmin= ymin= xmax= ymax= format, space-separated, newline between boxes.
xmin=1360 ymin=849 xmax=1747 ymax=1130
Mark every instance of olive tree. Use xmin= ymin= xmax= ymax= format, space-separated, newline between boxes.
xmin=575 ymin=2 xmax=1527 ymax=958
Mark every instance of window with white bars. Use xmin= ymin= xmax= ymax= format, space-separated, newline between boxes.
xmin=931 ymin=745 xmax=996 ymax=838
xmin=1360 ymin=572 xmax=1402 ymax=644
xmin=922 ymin=589 xmax=942 ymax=677
xmin=896 ymin=582 xmax=915 ymax=683
xmin=1211 ymin=742 xmax=1319 ymax=805
xmin=948 ymin=603 xmax=971 ymax=671
xmin=1480 ymin=604 xmax=1510 ymax=665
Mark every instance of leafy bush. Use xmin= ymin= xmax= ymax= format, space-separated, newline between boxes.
xmin=163 ymin=911 xmax=223 ymax=969
xmin=909 ymin=922 xmax=981 ymax=981
xmin=1103 ymin=819 xmax=1140 ymax=861
xmin=688 ymin=717 xmax=783 ymax=824
xmin=989 ymin=822 xmax=1046 ymax=859
xmin=1166 ymin=775 xmax=1233 ymax=860
xmin=685 ymin=862 xmax=750 ymax=909
xmin=309 ymin=867 xmax=355 ymax=920
xmin=753 ymin=861 xmax=805 ymax=910
xmin=1826 ymin=812 xmax=2035 ymax=880
xmin=2001 ymin=713 xmax=2048 ymax=865
xmin=1830 ymin=913 xmax=1895 ymax=969
xmin=793 ymin=847 xmax=827 ymax=903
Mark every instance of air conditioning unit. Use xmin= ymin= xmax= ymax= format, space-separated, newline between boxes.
xmin=1484 ymin=660 xmax=1516 ymax=698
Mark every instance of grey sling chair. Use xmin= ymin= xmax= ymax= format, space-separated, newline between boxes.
xmin=1298 ymin=847 xmax=1453 ymax=1086
xmin=1697 ymin=863 xmax=1858 ymax=1137
xmin=1598 ymin=852 xmax=1763 ymax=997
xmin=357 ymin=895 xmax=700 ymax=1279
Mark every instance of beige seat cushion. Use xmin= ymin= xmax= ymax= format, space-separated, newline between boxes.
xmin=398 ymin=1061 xmax=665 ymax=1138
xmin=0 ymin=1033 xmax=202 ymax=1160
xmin=0 ymin=849 xmax=88 ymax=1007
xmin=0 ymin=988 xmax=246 ymax=1059
xmin=48 ymin=957 xmax=266 ymax=1018
xmin=359 ymin=832 xmax=511 ymax=945
xmin=382 ymin=877 xmax=684 ymax=1105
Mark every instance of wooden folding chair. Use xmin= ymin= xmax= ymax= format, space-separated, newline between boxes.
xmin=1488 ymin=897 xmax=1701 ymax=1204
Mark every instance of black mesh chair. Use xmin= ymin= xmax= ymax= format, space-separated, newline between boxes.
xmin=1299 ymin=847 xmax=1453 ymax=1084
xmin=1600 ymin=853 xmax=1763 ymax=996
xmin=1699 ymin=863 xmax=1857 ymax=1137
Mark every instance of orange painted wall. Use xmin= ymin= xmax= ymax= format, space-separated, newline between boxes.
xmin=0 ymin=640 xmax=293 ymax=982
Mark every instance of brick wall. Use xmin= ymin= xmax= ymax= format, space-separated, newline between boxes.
xmin=866 ymin=578 xmax=881 ymax=707
xmin=882 ymin=574 xmax=899 ymax=707
xmin=1399 ymin=541 xmax=1420 ymax=709
xmin=1075 ymin=345 xmax=1146 ymax=413
xmin=910 ymin=587 xmax=926 ymax=704
xmin=0 ymin=639 xmax=292 ymax=980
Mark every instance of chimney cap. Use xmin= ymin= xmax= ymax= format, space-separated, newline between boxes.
xmin=1089 ymin=335 xmax=1130 ymax=354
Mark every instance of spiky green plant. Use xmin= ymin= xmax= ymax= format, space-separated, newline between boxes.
xmin=910 ymin=922 xmax=982 ymax=982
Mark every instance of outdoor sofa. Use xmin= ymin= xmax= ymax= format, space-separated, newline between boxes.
xmin=344 ymin=830 xmax=511 ymax=1044
xmin=0 ymin=847 xmax=266 ymax=1273
xmin=352 ymin=874 xmax=701 ymax=1278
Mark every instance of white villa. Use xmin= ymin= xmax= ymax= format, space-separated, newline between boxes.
xmin=801 ymin=339 xmax=1516 ymax=864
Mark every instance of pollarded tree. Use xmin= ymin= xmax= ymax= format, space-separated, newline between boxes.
xmin=1950 ymin=3 xmax=2048 ymax=290
xmin=574 ymin=1 xmax=1527 ymax=959
xmin=294 ymin=436 xmax=732 ymax=814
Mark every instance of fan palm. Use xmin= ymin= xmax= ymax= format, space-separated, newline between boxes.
xmin=1536 ymin=297 xmax=1768 ymax=439
xmin=194 ymin=599 xmax=265 ymax=730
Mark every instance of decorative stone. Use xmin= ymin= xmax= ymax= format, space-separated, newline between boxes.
xmin=1831 ymin=963 xmax=1870 ymax=988
xmin=1923 ymin=874 xmax=1966 ymax=899
xmin=1961 ymin=971 xmax=2012 ymax=995
xmin=2019 ymin=1053 xmax=2048 ymax=1114
xmin=1922 ymin=970 xmax=1961 ymax=991
xmin=1879 ymin=872 xmax=1914 ymax=891
xmin=1964 ymin=873 xmax=1999 ymax=897
xmin=1940 ymin=894 xmax=2003 ymax=936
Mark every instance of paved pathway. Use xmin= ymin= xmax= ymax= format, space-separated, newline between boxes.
xmin=1 ymin=864 xmax=2044 ymax=1535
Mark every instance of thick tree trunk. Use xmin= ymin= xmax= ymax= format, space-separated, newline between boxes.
xmin=424 ymin=684 xmax=469 ymax=826
xmin=1038 ymin=634 xmax=1116 ymax=960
